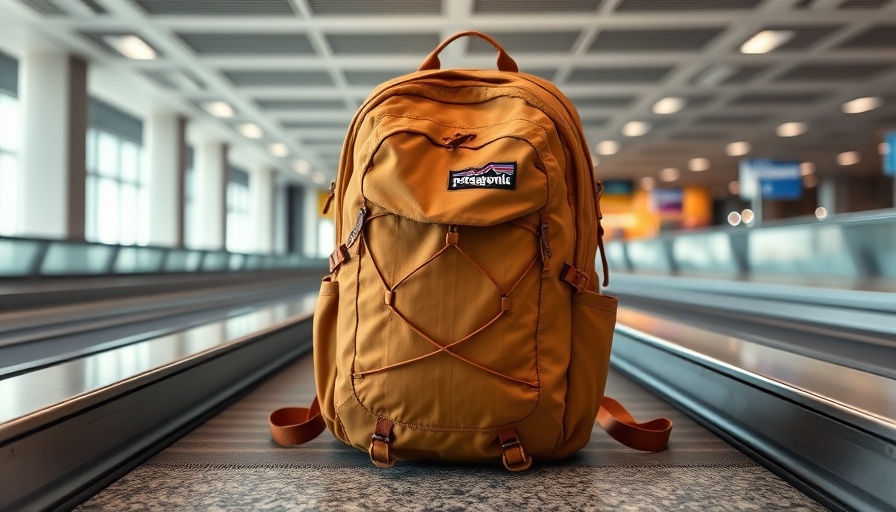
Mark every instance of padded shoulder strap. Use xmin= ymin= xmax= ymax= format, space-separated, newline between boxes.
xmin=269 ymin=397 xmax=326 ymax=446
xmin=597 ymin=396 xmax=672 ymax=452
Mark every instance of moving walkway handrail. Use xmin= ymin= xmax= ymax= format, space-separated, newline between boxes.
xmin=0 ymin=234 xmax=327 ymax=278
xmin=605 ymin=208 xmax=896 ymax=291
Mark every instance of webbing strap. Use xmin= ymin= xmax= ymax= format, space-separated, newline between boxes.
xmin=269 ymin=397 xmax=326 ymax=446
xmin=596 ymin=396 xmax=672 ymax=452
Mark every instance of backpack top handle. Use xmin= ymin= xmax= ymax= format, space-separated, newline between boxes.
xmin=418 ymin=30 xmax=519 ymax=73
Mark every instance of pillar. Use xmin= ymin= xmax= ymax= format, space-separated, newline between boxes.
xmin=193 ymin=141 xmax=227 ymax=250
xmin=249 ymin=165 xmax=274 ymax=254
xmin=144 ymin=113 xmax=185 ymax=247
xmin=818 ymin=177 xmax=837 ymax=215
xmin=18 ymin=50 xmax=87 ymax=239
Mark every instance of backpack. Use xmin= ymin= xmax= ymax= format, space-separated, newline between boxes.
xmin=269 ymin=31 xmax=671 ymax=471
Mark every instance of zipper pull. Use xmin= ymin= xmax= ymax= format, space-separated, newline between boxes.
xmin=322 ymin=181 xmax=336 ymax=215
xmin=540 ymin=214 xmax=551 ymax=277
xmin=346 ymin=206 xmax=367 ymax=249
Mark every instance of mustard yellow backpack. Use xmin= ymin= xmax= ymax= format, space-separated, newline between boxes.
xmin=270 ymin=31 xmax=671 ymax=471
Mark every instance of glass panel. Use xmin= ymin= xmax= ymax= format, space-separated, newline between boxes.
xmin=0 ymin=153 xmax=17 ymax=235
xmin=85 ymin=175 xmax=97 ymax=242
xmin=119 ymin=184 xmax=137 ymax=245
xmin=228 ymin=253 xmax=245 ymax=271
xmin=120 ymin=141 xmax=139 ymax=183
xmin=96 ymin=131 xmax=119 ymax=178
xmin=41 ymin=242 xmax=114 ymax=275
xmin=114 ymin=246 xmax=165 ymax=273
xmin=201 ymin=252 xmax=228 ymax=272
xmin=138 ymin=185 xmax=149 ymax=246
xmin=86 ymin=129 xmax=97 ymax=171
xmin=97 ymin=177 xmax=119 ymax=244
xmin=164 ymin=249 xmax=203 ymax=272
xmin=0 ymin=238 xmax=40 ymax=276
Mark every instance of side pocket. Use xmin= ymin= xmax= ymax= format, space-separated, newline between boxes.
xmin=313 ymin=276 xmax=340 ymax=431
xmin=557 ymin=290 xmax=618 ymax=457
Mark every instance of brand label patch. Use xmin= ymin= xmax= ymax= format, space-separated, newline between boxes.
xmin=448 ymin=162 xmax=516 ymax=191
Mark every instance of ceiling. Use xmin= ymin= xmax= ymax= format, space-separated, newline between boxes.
xmin=1 ymin=0 xmax=896 ymax=193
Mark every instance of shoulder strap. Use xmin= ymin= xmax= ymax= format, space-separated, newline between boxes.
xmin=269 ymin=397 xmax=326 ymax=446
xmin=597 ymin=396 xmax=672 ymax=452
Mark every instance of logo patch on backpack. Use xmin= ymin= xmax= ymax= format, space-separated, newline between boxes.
xmin=448 ymin=162 xmax=516 ymax=191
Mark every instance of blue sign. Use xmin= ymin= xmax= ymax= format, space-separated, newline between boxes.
xmin=739 ymin=159 xmax=802 ymax=200
xmin=884 ymin=132 xmax=895 ymax=177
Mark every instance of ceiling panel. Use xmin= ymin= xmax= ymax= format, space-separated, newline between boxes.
xmin=343 ymin=69 xmax=415 ymax=85
xmin=468 ymin=31 xmax=581 ymax=53
xmin=568 ymin=66 xmax=674 ymax=83
xmin=837 ymin=24 xmax=896 ymax=48
xmin=256 ymin=99 xmax=348 ymax=111
xmin=308 ymin=0 xmax=442 ymax=15
xmin=589 ymin=28 xmax=724 ymax=52
xmin=177 ymin=33 xmax=315 ymax=55
xmin=133 ymin=0 xmax=296 ymax=16
xmin=326 ymin=33 xmax=441 ymax=55
xmin=692 ymin=114 xmax=770 ymax=125
xmin=223 ymin=70 xmax=333 ymax=87
xmin=614 ymin=0 xmax=762 ymax=11
xmin=729 ymin=93 xmax=826 ymax=106
xmin=775 ymin=63 xmax=894 ymax=81
xmin=473 ymin=0 xmax=601 ymax=13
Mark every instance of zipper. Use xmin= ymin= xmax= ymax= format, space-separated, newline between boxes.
xmin=322 ymin=181 xmax=336 ymax=215
xmin=346 ymin=206 xmax=367 ymax=249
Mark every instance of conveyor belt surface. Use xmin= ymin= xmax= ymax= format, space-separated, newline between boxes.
xmin=78 ymin=355 xmax=827 ymax=511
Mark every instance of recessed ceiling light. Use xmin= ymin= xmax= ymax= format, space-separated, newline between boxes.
xmin=688 ymin=157 xmax=710 ymax=172
xmin=293 ymin=159 xmax=311 ymax=175
xmin=595 ymin=140 xmax=619 ymax=155
xmin=658 ymin=167 xmax=680 ymax=182
xmin=741 ymin=209 xmax=755 ymax=224
xmin=800 ymin=162 xmax=815 ymax=176
xmin=842 ymin=96 xmax=882 ymax=114
xmin=740 ymin=30 xmax=794 ymax=54
xmin=640 ymin=177 xmax=656 ymax=191
xmin=652 ymin=97 xmax=686 ymax=115
xmin=103 ymin=34 xmax=157 ymax=60
xmin=726 ymin=141 xmax=751 ymax=156
xmin=880 ymin=142 xmax=890 ymax=155
xmin=239 ymin=123 xmax=263 ymax=139
xmin=815 ymin=207 xmax=828 ymax=220
xmin=269 ymin=143 xmax=289 ymax=157
xmin=776 ymin=122 xmax=807 ymax=137
xmin=803 ymin=175 xmax=819 ymax=188
xmin=203 ymin=101 xmax=234 ymax=118
xmin=622 ymin=121 xmax=651 ymax=137
xmin=836 ymin=151 xmax=860 ymax=166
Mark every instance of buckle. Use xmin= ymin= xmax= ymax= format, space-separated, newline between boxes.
xmin=561 ymin=263 xmax=589 ymax=293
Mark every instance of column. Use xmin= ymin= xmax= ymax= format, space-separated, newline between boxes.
xmin=193 ymin=141 xmax=227 ymax=250
xmin=818 ymin=177 xmax=837 ymax=215
xmin=249 ymin=164 xmax=274 ymax=254
xmin=18 ymin=50 xmax=87 ymax=239
xmin=144 ymin=113 xmax=185 ymax=247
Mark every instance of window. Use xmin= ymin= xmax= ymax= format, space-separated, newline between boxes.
xmin=226 ymin=166 xmax=250 ymax=253
xmin=85 ymin=99 xmax=146 ymax=245
xmin=0 ymin=53 xmax=20 ymax=236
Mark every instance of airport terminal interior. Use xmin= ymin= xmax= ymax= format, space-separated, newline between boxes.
xmin=0 ymin=0 xmax=895 ymax=510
